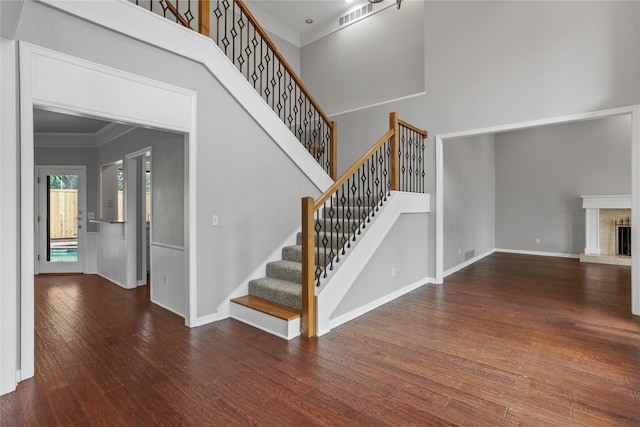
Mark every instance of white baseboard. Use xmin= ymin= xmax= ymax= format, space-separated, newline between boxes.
xmin=443 ymin=249 xmax=495 ymax=278
xmin=193 ymin=313 xmax=218 ymax=327
xmin=325 ymin=276 xmax=428 ymax=335
xmin=150 ymin=297 xmax=185 ymax=319
xmin=96 ymin=273 xmax=129 ymax=289
xmin=495 ymin=248 xmax=579 ymax=259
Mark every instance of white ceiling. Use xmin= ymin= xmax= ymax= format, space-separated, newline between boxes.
xmin=245 ymin=0 xmax=353 ymax=35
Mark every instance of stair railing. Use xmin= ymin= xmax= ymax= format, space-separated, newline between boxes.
xmin=131 ymin=0 xmax=337 ymax=179
xmin=133 ymin=0 xmax=210 ymax=36
xmin=301 ymin=112 xmax=427 ymax=337
xmin=216 ymin=0 xmax=337 ymax=179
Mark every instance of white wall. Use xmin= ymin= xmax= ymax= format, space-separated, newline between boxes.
xmin=495 ymin=115 xmax=632 ymax=255
xmin=443 ymin=134 xmax=495 ymax=272
xmin=96 ymin=222 xmax=128 ymax=287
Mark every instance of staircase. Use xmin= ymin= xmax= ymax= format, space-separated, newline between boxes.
xmin=230 ymin=199 xmax=373 ymax=339
xmin=128 ymin=0 xmax=429 ymax=339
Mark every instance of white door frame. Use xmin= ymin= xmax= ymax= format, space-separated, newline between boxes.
xmin=35 ymin=165 xmax=87 ymax=274
xmin=18 ymin=42 xmax=198 ymax=384
xmin=435 ymin=105 xmax=640 ymax=317
xmin=125 ymin=147 xmax=152 ymax=287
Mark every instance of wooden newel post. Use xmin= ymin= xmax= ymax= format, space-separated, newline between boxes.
xmin=330 ymin=121 xmax=338 ymax=181
xmin=389 ymin=112 xmax=399 ymax=191
xmin=199 ymin=0 xmax=211 ymax=37
xmin=301 ymin=197 xmax=317 ymax=337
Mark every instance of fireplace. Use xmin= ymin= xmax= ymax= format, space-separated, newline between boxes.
xmin=580 ymin=195 xmax=631 ymax=266
xmin=616 ymin=220 xmax=631 ymax=256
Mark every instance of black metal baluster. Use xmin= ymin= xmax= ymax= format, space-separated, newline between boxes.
xmin=315 ymin=209 xmax=322 ymax=286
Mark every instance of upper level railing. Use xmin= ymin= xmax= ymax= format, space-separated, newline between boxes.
xmin=132 ymin=0 xmax=337 ymax=179
xmin=301 ymin=113 xmax=427 ymax=336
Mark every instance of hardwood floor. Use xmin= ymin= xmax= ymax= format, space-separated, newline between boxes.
xmin=2 ymin=253 xmax=639 ymax=426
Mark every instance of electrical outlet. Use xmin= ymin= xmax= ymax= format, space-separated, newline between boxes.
xmin=458 ymin=248 xmax=461 ymax=255
xmin=535 ymin=238 xmax=540 ymax=245
xmin=391 ymin=268 xmax=396 ymax=277
xmin=163 ymin=275 xmax=167 ymax=285
xmin=212 ymin=214 xmax=219 ymax=226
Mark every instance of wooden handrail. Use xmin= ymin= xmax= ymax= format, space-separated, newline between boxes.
xmin=165 ymin=0 xmax=192 ymax=29
xmin=301 ymin=112 xmax=427 ymax=337
xmin=398 ymin=119 xmax=428 ymax=137
xmin=235 ymin=0 xmax=334 ymax=131
xmin=314 ymin=129 xmax=395 ymax=210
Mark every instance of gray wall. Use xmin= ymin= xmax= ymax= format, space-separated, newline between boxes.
xmin=331 ymin=213 xmax=429 ymax=320
xmin=495 ymin=115 xmax=632 ymax=255
xmin=266 ymin=30 xmax=300 ymax=75
xmin=304 ymin=0 xmax=640 ymax=274
xmin=17 ymin=1 xmax=321 ymax=318
xmin=302 ymin=0 xmax=425 ymax=116
xmin=443 ymin=134 xmax=495 ymax=272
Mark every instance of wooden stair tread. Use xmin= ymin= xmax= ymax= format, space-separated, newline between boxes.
xmin=231 ymin=295 xmax=301 ymax=321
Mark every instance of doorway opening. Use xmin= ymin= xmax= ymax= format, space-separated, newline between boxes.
xmin=35 ymin=166 xmax=86 ymax=274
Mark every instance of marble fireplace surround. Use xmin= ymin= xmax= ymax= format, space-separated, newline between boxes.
xmin=581 ymin=195 xmax=631 ymax=265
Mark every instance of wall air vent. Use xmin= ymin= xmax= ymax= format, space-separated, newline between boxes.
xmin=337 ymin=3 xmax=375 ymax=30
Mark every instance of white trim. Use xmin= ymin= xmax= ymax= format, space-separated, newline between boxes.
xmin=0 ymin=37 xmax=19 ymax=395
xmin=19 ymin=41 xmax=36 ymax=382
xmin=327 ymin=277 xmax=427 ymax=333
xmin=96 ymin=272 xmax=128 ymax=290
xmin=230 ymin=302 xmax=301 ymax=340
xmin=443 ymin=249 xmax=495 ymax=278
xmin=19 ymin=42 xmax=199 ymax=385
xmin=495 ymin=249 xmax=580 ymax=259
xmin=151 ymin=297 xmax=186 ymax=319
xmin=187 ymin=97 xmax=198 ymax=327
xmin=150 ymin=242 xmax=185 ymax=251
xmin=631 ymin=106 xmax=640 ymax=316
xmin=328 ymin=91 xmax=426 ymax=118
xmin=435 ymin=105 xmax=640 ymax=319
xmin=193 ymin=313 xmax=219 ymax=327
xmin=581 ymin=195 xmax=631 ymax=209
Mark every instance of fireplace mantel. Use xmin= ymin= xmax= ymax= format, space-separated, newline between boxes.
xmin=581 ymin=195 xmax=631 ymax=256
xmin=582 ymin=195 xmax=631 ymax=210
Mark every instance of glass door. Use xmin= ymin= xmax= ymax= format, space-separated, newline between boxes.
xmin=37 ymin=167 xmax=86 ymax=274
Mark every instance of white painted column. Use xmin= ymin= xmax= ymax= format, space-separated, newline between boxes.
xmin=584 ymin=208 xmax=600 ymax=255
xmin=0 ymin=37 xmax=19 ymax=396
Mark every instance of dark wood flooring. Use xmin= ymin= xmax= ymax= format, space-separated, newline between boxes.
xmin=2 ymin=253 xmax=639 ymax=426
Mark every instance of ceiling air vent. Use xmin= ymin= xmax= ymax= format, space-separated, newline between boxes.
xmin=337 ymin=3 xmax=375 ymax=30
